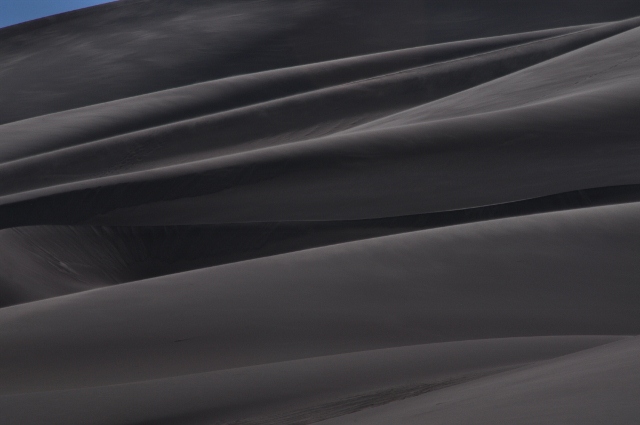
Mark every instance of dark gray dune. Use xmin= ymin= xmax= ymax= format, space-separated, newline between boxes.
xmin=2 ymin=78 xmax=640 ymax=227
xmin=316 ymin=336 xmax=640 ymax=425
xmin=3 ymin=20 xmax=640 ymax=228
xmin=3 ymin=183 xmax=640 ymax=307
xmin=2 ymin=202 xmax=640 ymax=394
xmin=0 ymin=337 xmax=624 ymax=424
xmin=353 ymin=20 xmax=640 ymax=129
xmin=0 ymin=24 xmax=589 ymax=163
xmin=2 ymin=0 xmax=640 ymax=423
xmin=3 ymin=0 xmax=640 ymax=124
xmin=2 ymin=19 xmax=638 ymax=199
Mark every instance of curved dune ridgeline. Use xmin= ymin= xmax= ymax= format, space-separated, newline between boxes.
xmin=2 ymin=1 xmax=640 ymax=424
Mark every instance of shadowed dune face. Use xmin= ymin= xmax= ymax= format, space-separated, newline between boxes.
xmin=2 ymin=1 xmax=640 ymax=424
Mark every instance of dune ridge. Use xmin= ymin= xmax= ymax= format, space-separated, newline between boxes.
xmin=0 ymin=24 xmax=592 ymax=163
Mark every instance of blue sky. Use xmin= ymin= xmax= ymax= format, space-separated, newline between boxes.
xmin=0 ymin=0 xmax=115 ymax=28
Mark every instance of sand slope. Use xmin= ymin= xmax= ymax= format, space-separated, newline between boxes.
xmin=1 ymin=0 xmax=640 ymax=423
xmin=316 ymin=336 xmax=640 ymax=425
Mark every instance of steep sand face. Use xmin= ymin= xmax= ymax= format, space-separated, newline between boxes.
xmin=1 ymin=1 xmax=640 ymax=424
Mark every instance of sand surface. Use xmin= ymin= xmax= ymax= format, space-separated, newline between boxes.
xmin=2 ymin=1 xmax=640 ymax=423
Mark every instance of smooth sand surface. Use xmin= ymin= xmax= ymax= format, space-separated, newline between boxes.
xmin=2 ymin=0 xmax=640 ymax=423
xmin=315 ymin=336 xmax=640 ymax=425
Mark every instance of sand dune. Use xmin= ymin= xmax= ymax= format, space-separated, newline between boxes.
xmin=2 ymin=0 xmax=640 ymax=423
xmin=4 ymin=183 xmax=640 ymax=307
xmin=3 ymin=0 xmax=640 ymax=124
xmin=315 ymin=336 xmax=640 ymax=425
xmin=0 ymin=25 xmax=590 ymax=163
xmin=0 ymin=337 xmax=624 ymax=424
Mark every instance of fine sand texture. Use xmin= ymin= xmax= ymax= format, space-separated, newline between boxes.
xmin=2 ymin=1 xmax=640 ymax=423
